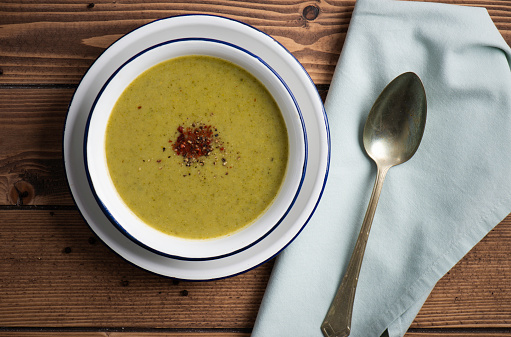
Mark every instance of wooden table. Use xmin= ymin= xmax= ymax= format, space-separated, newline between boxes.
xmin=1 ymin=1 xmax=510 ymax=336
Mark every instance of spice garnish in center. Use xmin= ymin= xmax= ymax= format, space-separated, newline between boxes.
xmin=173 ymin=123 xmax=214 ymax=160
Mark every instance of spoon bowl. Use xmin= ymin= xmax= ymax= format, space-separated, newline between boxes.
xmin=363 ymin=72 xmax=427 ymax=167
xmin=321 ymin=72 xmax=427 ymax=337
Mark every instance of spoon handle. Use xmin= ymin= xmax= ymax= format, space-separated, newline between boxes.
xmin=321 ymin=165 xmax=390 ymax=337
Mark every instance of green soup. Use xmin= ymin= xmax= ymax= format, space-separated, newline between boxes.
xmin=105 ymin=55 xmax=289 ymax=239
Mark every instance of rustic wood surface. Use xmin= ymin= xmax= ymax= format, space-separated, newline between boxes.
xmin=1 ymin=0 xmax=510 ymax=336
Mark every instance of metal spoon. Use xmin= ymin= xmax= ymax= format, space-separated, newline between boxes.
xmin=321 ymin=72 xmax=427 ymax=337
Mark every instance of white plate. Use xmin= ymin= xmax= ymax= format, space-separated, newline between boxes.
xmin=63 ymin=14 xmax=330 ymax=280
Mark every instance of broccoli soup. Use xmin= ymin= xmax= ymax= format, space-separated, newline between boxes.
xmin=105 ymin=55 xmax=289 ymax=240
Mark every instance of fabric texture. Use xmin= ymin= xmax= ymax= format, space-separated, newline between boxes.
xmin=252 ymin=0 xmax=511 ymax=336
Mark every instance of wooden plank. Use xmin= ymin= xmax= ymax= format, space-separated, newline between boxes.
xmin=0 ymin=209 xmax=510 ymax=329
xmin=0 ymin=333 xmax=250 ymax=337
xmin=0 ymin=88 xmax=74 ymax=206
xmin=412 ymin=216 xmax=511 ymax=329
xmin=0 ymin=331 xmax=510 ymax=337
xmin=2 ymin=0 xmax=511 ymax=86
xmin=0 ymin=330 xmax=490 ymax=337
xmin=0 ymin=209 xmax=273 ymax=328
xmin=0 ymin=333 xmax=251 ymax=337
xmin=1 ymin=332 xmax=511 ymax=337
xmin=0 ymin=0 xmax=352 ymax=85
xmin=407 ymin=333 xmax=511 ymax=337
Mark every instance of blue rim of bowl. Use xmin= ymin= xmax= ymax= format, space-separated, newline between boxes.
xmin=83 ymin=37 xmax=308 ymax=261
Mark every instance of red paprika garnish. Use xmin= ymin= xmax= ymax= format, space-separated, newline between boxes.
xmin=173 ymin=123 xmax=214 ymax=161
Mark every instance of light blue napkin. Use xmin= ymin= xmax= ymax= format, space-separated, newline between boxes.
xmin=252 ymin=0 xmax=511 ymax=336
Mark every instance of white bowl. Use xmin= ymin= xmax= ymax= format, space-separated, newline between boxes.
xmin=85 ymin=38 xmax=307 ymax=260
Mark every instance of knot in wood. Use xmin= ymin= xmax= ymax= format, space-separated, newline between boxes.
xmin=303 ymin=5 xmax=320 ymax=21
xmin=9 ymin=180 xmax=35 ymax=206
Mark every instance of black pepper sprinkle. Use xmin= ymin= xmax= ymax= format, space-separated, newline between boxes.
xmin=63 ymin=247 xmax=72 ymax=254
xmin=180 ymin=290 xmax=189 ymax=296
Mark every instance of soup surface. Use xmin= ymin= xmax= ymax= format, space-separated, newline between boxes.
xmin=105 ymin=55 xmax=289 ymax=239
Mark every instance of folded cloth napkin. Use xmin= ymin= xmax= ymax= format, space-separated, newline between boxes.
xmin=252 ymin=0 xmax=511 ymax=336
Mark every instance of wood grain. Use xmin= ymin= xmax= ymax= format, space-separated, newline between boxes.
xmin=1 ymin=331 xmax=511 ymax=337
xmin=0 ymin=333 xmax=251 ymax=337
xmin=0 ymin=88 xmax=74 ymax=206
xmin=0 ymin=333 xmax=510 ymax=337
xmin=0 ymin=209 xmax=509 ymax=329
xmin=407 ymin=333 xmax=511 ymax=337
xmin=2 ymin=0 xmax=511 ymax=86
xmin=0 ymin=210 xmax=272 ymax=328
xmin=413 ymin=215 xmax=511 ymax=329
xmin=0 ymin=0 xmax=352 ymax=85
